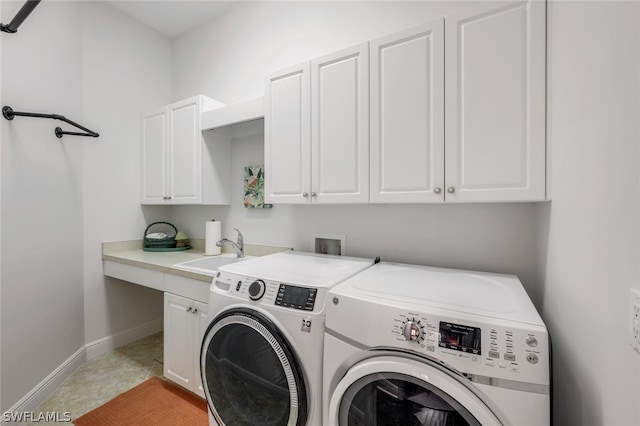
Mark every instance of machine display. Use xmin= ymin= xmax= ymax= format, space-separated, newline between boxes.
xmin=438 ymin=322 xmax=481 ymax=355
xmin=275 ymin=284 xmax=318 ymax=311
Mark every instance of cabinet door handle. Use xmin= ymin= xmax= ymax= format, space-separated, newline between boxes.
xmin=447 ymin=187 xmax=455 ymax=194
xmin=434 ymin=187 xmax=442 ymax=194
xmin=186 ymin=306 xmax=192 ymax=313
xmin=311 ymin=192 xmax=317 ymax=197
xmin=302 ymin=192 xmax=308 ymax=197
xmin=192 ymin=308 xmax=198 ymax=314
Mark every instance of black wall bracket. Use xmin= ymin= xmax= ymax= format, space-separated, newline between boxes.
xmin=1 ymin=0 xmax=41 ymax=34
xmin=2 ymin=106 xmax=100 ymax=138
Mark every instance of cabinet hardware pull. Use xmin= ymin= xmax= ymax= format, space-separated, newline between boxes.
xmin=302 ymin=192 xmax=308 ymax=197
xmin=186 ymin=307 xmax=192 ymax=313
xmin=311 ymin=192 xmax=317 ymax=197
xmin=447 ymin=187 xmax=455 ymax=194
xmin=193 ymin=308 xmax=198 ymax=314
xmin=434 ymin=187 xmax=442 ymax=194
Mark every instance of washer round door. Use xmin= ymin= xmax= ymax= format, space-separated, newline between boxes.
xmin=328 ymin=356 xmax=502 ymax=426
xmin=200 ymin=308 xmax=308 ymax=426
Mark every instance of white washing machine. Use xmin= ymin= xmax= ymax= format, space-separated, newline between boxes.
xmin=323 ymin=262 xmax=550 ymax=426
xmin=200 ymin=251 xmax=374 ymax=426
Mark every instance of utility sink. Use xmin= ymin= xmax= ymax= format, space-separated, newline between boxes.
xmin=173 ymin=255 xmax=249 ymax=275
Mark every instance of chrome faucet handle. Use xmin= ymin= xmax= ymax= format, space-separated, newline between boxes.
xmin=234 ymin=228 xmax=244 ymax=250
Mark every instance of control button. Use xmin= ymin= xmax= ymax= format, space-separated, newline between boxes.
xmin=509 ymin=364 xmax=520 ymax=372
xmin=498 ymin=362 xmax=507 ymax=369
xmin=526 ymin=353 xmax=539 ymax=364
xmin=488 ymin=351 xmax=500 ymax=359
xmin=485 ymin=360 xmax=495 ymax=367
xmin=526 ymin=336 xmax=538 ymax=347
xmin=427 ymin=332 xmax=440 ymax=343
xmin=235 ymin=281 xmax=242 ymax=292
xmin=248 ymin=280 xmax=266 ymax=301
xmin=504 ymin=353 xmax=516 ymax=362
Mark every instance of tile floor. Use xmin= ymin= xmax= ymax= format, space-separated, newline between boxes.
xmin=27 ymin=332 xmax=164 ymax=425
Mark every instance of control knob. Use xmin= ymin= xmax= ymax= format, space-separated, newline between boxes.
xmin=402 ymin=321 xmax=422 ymax=342
xmin=248 ymin=280 xmax=266 ymax=301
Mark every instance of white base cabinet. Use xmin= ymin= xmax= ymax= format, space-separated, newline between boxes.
xmin=142 ymin=95 xmax=231 ymax=205
xmin=164 ymin=292 xmax=208 ymax=398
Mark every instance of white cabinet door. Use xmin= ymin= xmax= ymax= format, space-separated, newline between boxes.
xmin=168 ymin=97 xmax=201 ymax=204
xmin=164 ymin=293 xmax=209 ymax=397
xmin=370 ymin=20 xmax=445 ymax=203
xmin=311 ymin=43 xmax=369 ymax=204
xmin=164 ymin=293 xmax=195 ymax=391
xmin=265 ymin=63 xmax=311 ymax=204
xmin=445 ymin=0 xmax=546 ymax=202
xmin=142 ymin=109 xmax=167 ymax=204
xmin=142 ymin=96 xmax=229 ymax=205
xmin=192 ymin=301 xmax=209 ymax=399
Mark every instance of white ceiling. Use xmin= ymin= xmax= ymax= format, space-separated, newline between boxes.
xmin=107 ymin=1 xmax=235 ymax=38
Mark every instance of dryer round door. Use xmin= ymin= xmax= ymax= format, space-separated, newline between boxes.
xmin=200 ymin=308 xmax=308 ymax=426
xmin=328 ymin=356 xmax=502 ymax=426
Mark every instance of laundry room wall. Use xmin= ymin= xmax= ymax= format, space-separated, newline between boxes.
xmin=80 ymin=1 xmax=171 ymax=352
xmin=0 ymin=0 xmax=85 ymax=413
xmin=0 ymin=0 xmax=5 ymax=413
xmin=541 ymin=1 xmax=640 ymax=425
xmin=170 ymin=1 xmax=546 ymax=305
xmin=0 ymin=0 xmax=172 ymax=413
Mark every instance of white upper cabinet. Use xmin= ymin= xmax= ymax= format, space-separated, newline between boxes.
xmin=370 ymin=20 xmax=445 ymax=203
xmin=264 ymin=0 xmax=546 ymax=205
xmin=142 ymin=95 xmax=231 ymax=205
xmin=445 ymin=0 xmax=546 ymax=202
xmin=142 ymin=108 xmax=167 ymax=204
xmin=168 ymin=97 xmax=201 ymax=203
xmin=266 ymin=44 xmax=369 ymax=204
xmin=264 ymin=63 xmax=311 ymax=204
xmin=312 ymin=44 xmax=370 ymax=204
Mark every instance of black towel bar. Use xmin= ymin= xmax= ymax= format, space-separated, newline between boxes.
xmin=1 ymin=0 xmax=41 ymax=34
xmin=2 ymin=106 xmax=100 ymax=138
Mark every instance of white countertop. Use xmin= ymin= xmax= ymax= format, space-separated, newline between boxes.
xmin=102 ymin=239 xmax=291 ymax=282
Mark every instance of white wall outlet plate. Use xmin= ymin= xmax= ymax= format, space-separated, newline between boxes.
xmin=629 ymin=288 xmax=640 ymax=352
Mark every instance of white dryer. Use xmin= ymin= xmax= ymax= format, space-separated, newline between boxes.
xmin=200 ymin=251 xmax=373 ymax=426
xmin=323 ymin=262 xmax=550 ymax=426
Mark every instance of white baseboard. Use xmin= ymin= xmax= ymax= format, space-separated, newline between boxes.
xmin=1 ymin=319 xmax=163 ymax=425
xmin=85 ymin=317 xmax=163 ymax=360
xmin=1 ymin=346 xmax=85 ymax=425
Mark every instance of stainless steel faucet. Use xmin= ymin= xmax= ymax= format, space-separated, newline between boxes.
xmin=216 ymin=228 xmax=244 ymax=258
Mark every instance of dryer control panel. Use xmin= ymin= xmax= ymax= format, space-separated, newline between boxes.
xmin=387 ymin=310 xmax=549 ymax=385
xmin=326 ymin=296 xmax=549 ymax=386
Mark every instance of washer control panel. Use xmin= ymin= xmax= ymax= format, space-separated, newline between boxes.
xmin=214 ymin=271 xmax=323 ymax=312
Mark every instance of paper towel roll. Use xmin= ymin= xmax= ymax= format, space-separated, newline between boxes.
xmin=205 ymin=220 xmax=221 ymax=255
